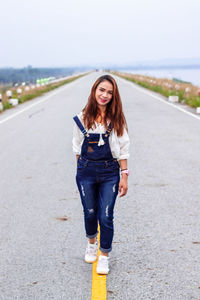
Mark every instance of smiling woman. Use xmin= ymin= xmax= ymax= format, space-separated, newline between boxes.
xmin=72 ymin=74 xmax=130 ymax=275
xmin=82 ymin=74 xmax=128 ymax=136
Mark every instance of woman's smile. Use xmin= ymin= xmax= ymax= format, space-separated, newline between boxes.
xmin=99 ymin=98 xmax=107 ymax=103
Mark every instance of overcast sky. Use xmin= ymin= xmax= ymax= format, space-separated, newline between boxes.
xmin=1 ymin=0 xmax=200 ymax=68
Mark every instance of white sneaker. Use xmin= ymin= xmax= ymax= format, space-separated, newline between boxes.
xmin=96 ymin=255 xmax=109 ymax=274
xmin=85 ymin=240 xmax=98 ymax=263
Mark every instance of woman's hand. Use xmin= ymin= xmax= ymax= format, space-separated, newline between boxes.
xmin=119 ymin=174 xmax=128 ymax=197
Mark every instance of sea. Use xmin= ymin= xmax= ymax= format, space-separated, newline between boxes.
xmin=120 ymin=68 xmax=200 ymax=87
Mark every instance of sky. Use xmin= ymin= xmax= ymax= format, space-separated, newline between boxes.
xmin=0 ymin=0 xmax=200 ymax=68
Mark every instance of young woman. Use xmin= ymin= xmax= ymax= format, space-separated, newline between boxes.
xmin=72 ymin=74 xmax=130 ymax=275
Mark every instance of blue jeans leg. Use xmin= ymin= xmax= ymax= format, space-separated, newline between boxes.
xmin=98 ymin=176 xmax=120 ymax=253
xmin=76 ymin=177 xmax=99 ymax=238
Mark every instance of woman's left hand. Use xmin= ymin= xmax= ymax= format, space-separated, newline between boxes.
xmin=119 ymin=175 xmax=128 ymax=197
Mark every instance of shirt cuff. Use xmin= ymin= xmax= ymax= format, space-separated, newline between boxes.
xmin=73 ymin=150 xmax=81 ymax=155
xmin=118 ymin=154 xmax=130 ymax=161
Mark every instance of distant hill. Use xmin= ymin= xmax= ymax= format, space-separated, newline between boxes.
xmin=99 ymin=58 xmax=200 ymax=70
xmin=112 ymin=64 xmax=200 ymax=71
xmin=147 ymin=57 xmax=200 ymax=66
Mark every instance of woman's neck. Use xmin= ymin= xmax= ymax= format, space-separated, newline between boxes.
xmin=98 ymin=104 xmax=106 ymax=114
xmin=96 ymin=108 xmax=109 ymax=125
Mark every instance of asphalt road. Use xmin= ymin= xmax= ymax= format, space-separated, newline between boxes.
xmin=0 ymin=72 xmax=200 ymax=300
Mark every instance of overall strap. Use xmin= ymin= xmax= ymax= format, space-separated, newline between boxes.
xmin=73 ymin=115 xmax=88 ymax=136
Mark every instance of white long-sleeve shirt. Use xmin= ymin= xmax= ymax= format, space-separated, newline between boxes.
xmin=72 ymin=112 xmax=130 ymax=161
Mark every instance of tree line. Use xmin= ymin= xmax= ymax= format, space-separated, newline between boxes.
xmin=0 ymin=66 xmax=88 ymax=85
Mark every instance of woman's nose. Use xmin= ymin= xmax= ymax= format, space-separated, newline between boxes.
xmin=102 ymin=92 xmax=107 ymax=98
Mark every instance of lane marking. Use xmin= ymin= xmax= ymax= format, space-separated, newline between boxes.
xmin=118 ymin=76 xmax=200 ymax=121
xmin=91 ymin=223 xmax=107 ymax=300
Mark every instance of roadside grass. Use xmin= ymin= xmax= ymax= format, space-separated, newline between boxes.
xmin=112 ymin=72 xmax=200 ymax=109
xmin=0 ymin=73 xmax=88 ymax=113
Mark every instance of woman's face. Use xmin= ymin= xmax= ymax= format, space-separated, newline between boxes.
xmin=95 ymin=80 xmax=113 ymax=108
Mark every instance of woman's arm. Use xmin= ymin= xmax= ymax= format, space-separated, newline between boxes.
xmin=119 ymin=158 xmax=127 ymax=171
xmin=118 ymin=159 xmax=128 ymax=197
xmin=72 ymin=122 xmax=83 ymax=161
xmin=117 ymin=128 xmax=130 ymax=197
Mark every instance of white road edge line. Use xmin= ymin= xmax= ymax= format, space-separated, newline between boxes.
xmin=0 ymin=83 xmax=72 ymax=125
xmin=119 ymin=76 xmax=200 ymax=121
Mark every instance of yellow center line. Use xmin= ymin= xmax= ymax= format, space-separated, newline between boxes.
xmin=91 ymin=223 xmax=107 ymax=300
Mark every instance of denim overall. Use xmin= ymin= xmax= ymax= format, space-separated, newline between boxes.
xmin=73 ymin=115 xmax=120 ymax=253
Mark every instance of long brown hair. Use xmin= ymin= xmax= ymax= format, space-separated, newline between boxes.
xmin=82 ymin=75 xmax=128 ymax=137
